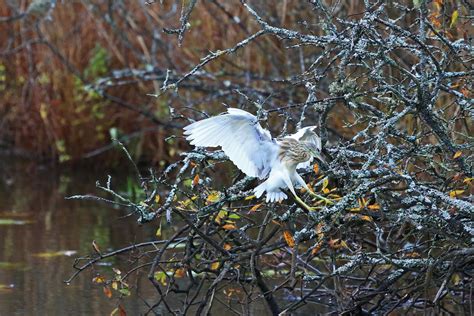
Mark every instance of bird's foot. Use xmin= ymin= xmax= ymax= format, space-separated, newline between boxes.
xmin=292 ymin=194 xmax=317 ymax=212
xmin=307 ymin=190 xmax=334 ymax=205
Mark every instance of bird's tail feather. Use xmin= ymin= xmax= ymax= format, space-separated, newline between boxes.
xmin=254 ymin=183 xmax=287 ymax=203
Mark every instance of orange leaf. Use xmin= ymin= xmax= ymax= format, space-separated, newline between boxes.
xmin=283 ymin=230 xmax=295 ymax=247
xmin=367 ymin=204 xmax=380 ymax=210
xmin=311 ymin=241 xmax=324 ymax=256
xmin=222 ymin=224 xmax=236 ymax=230
xmin=192 ymin=174 xmax=200 ymax=186
xmin=175 ymin=268 xmax=186 ymax=278
xmin=328 ymin=239 xmax=348 ymax=250
xmin=118 ymin=305 xmax=127 ymax=316
xmin=359 ymin=215 xmax=373 ymax=222
xmin=453 ymin=151 xmax=462 ymax=159
xmin=250 ymin=203 xmax=262 ymax=212
xmin=103 ymin=286 xmax=112 ymax=298
xmin=313 ymin=164 xmax=319 ymax=174
xmin=223 ymin=243 xmax=232 ymax=250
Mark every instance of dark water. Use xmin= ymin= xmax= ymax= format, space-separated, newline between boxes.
xmin=0 ymin=159 xmax=164 ymax=315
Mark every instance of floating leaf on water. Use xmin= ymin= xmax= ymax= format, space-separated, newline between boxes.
xmin=0 ymin=219 xmax=32 ymax=225
xmin=0 ymin=262 xmax=28 ymax=270
xmin=283 ymin=230 xmax=295 ymax=247
xmin=33 ymin=250 xmax=78 ymax=258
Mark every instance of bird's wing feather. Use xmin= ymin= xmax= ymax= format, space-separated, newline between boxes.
xmin=183 ymin=108 xmax=278 ymax=179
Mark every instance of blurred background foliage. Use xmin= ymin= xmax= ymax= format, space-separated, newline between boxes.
xmin=1 ymin=0 xmax=469 ymax=168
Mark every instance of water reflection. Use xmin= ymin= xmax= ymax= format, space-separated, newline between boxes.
xmin=0 ymin=159 xmax=157 ymax=315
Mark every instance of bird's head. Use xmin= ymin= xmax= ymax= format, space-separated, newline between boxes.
xmin=301 ymin=141 xmax=321 ymax=158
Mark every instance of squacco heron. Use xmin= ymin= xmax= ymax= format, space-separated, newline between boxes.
xmin=183 ymin=108 xmax=332 ymax=210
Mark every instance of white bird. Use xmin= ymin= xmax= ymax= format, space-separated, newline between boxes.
xmin=183 ymin=108 xmax=332 ymax=210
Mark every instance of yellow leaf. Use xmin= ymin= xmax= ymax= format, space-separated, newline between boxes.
xmin=449 ymin=190 xmax=464 ymax=198
xmin=453 ymin=151 xmax=462 ymax=159
xmin=245 ymin=195 xmax=256 ymax=200
xmin=250 ymin=203 xmax=262 ymax=212
xmin=322 ymin=188 xmax=330 ymax=194
xmin=207 ymin=191 xmax=220 ymax=203
xmin=451 ymin=273 xmax=462 ymax=285
xmin=367 ymin=204 xmax=380 ymax=210
xmin=155 ymin=194 xmax=160 ymax=204
xmin=450 ymin=10 xmax=459 ymax=28
xmin=313 ymin=164 xmax=319 ymax=174
xmin=463 ymin=177 xmax=473 ymax=184
xmin=223 ymin=243 xmax=232 ymax=250
xmin=210 ymin=262 xmax=220 ymax=270
xmin=92 ymin=276 xmax=106 ymax=284
xmin=103 ymin=286 xmax=113 ymax=298
xmin=283 ymin=230 xmax=295 ymax=247
xmin=215 ymin=210 xmax=227 ymax=224
xmin=192 ymin=174 xmax=200 ymax=186
xmin=111 ymin=281 xmax=119 ymax=290
xmin=321 ymin=178 xmax=329 ymax=191
xmin=156 ymin=220 xmax=162 ymax=238
xmin=222 ymin=224 xmax=236 ymax=230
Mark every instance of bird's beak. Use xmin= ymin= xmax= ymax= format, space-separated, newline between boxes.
xmin=309 ymin=149 xmax=325 ymax=162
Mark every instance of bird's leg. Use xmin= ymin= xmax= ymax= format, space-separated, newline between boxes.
xmin=295 ymin=174 xmax=333 ymax=205
xmin=291 ymin=192 xmax=317 ymax=211
xmin=284 ymin=175 xmax=317 ymax=211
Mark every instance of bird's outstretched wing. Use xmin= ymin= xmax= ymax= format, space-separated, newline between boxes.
xmin=183 ymin=108 xmax=278 ymax=179
xmin=287 ymin=126 xmax=322 ymax=169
